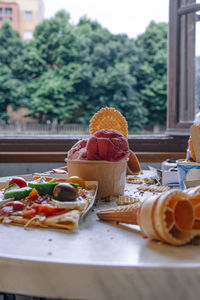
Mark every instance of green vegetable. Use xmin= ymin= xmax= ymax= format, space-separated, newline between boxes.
xmin=28 ymin=182 xmax=58 ymax=195
xmin=4 ymin=187 xmax=32 ymax=200
xmin=6 ymin=183 xmax=20 ymax=191
xmin=69 ymin=183 xmax=79 ymax=189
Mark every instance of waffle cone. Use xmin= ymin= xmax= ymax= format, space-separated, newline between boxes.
xmin=89 ymin=107 xmax=128 ymax=139
xmin=97 ymin=202 xmax=141 ymax=225
xmin=189 ymin=124 xmax=200 ymax=161
xmin=127 ymin=150 xmax=141 ymax=174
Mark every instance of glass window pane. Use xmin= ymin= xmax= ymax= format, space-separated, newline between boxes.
xmin=5 ymin=8 xmax=12 ymax=16
xmin=179 ymin=12 xmax=196 ymax=123
xmin=24 ymin=11 xmax=32 ymax=21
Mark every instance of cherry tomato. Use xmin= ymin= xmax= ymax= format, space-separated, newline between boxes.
xmin=9 ymin=177 xmax=27 ymax=188
xmin=66 ymin=176 xmax=85 ymax=188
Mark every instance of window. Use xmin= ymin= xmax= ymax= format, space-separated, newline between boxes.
xmin=5 ymin=8 xmax=12 ymax=21
xmin=0 ymin=0 xmax=194 ymax=165
xmin=5 ymin=8 xmax=12 ymax=16
xmin=24 ymin=11 xmax=32 ymax=22
xmin=23 ymin=31 xmax=33 ymax=40
xmin=167 ymin=0 xmax=200 ymax=135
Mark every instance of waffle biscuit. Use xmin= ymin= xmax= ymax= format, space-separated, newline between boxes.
xmin=127 ymin=150 xmax=141 ymax=175
xmin=137 ymin=184 xmax=170 ymax=193
xmin=116 ymin=195 xmax=140 ymax=205
xmin=126 ymin=177 xmax=143 ymax=184
xmin=89 ymin=107 xmax=128 ymax=139
xmin=143 ymin=177 xmax=158 ymax=185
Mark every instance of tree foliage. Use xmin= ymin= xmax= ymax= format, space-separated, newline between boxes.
xmin=136 ymin=21 xmax=168 ymax=125
xmin=0 ymin=14 xmax=168 ymax=130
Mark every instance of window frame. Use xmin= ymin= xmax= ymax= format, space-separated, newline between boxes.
xmin=167 ymin=0 xmax=200 ymax=135
xmin=24 ymin=11 xmax=32 ymax=22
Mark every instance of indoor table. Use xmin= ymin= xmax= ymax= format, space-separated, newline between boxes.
xmin=0 ymin=174 xmax=200 ymax=300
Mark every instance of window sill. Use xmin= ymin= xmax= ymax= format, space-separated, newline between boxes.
xmin=0 ymin=134 xmax=188 ymax=163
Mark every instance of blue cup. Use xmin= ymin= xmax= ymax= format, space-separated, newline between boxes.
xmin=176 ymin=159 xmax=200 ymax=189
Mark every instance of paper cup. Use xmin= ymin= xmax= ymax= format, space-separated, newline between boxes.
xmin=177 ymin=159 xmax=200 ymax=189
xmin=66 ymin=159 xmax=127 ymax=198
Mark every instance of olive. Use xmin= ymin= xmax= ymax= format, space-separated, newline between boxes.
xmin=53 ymin=183 xmax=78 ymax=202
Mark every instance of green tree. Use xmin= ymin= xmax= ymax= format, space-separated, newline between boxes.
xmin=136 ymin=21 xmax=168 ymax=126
xmin=0 ymin=21 xmax=26 ymax=121
xmin=75 ymin=17 xmax=147 ymax=130
xmin=26 ymin=14 xmax=147 ymax=129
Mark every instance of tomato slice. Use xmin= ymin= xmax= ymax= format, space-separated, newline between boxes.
xmin=0 ymin=201 xmax=25 ymax=215
xmin=53 ymin=169 xmax=67 ymax=174
xmin=31 ymin=203 xmax=66 ymax=217
xmin=4 ymin=201 xmax=25 ymax=210
xmin=9 ymin=177 xmax=27 ymax=188
xmin=22 ymin=208 xmax=37 ymax=219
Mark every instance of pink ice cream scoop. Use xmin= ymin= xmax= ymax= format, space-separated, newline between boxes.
xmin=67 ymin=129 xmax=130 ymax=161
xmin=67 ymin=139 xmax=88 ymax=160
xmin=86 ymin=129 xmax=129 ymax=161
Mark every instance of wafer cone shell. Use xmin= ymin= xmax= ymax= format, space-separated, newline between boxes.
xmin=97 ymin=203 xmax=141 ymax=225
xmin=97 ymin=190 xmax=196 ymax=246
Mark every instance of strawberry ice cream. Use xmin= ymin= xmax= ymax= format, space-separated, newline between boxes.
xmin=67 ymin=129 xmax=129 ymax=162
xmin=67 ymin=139 xmax=88 ymax=160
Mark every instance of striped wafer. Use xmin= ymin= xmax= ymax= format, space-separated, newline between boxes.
xmin=137 ymin=185 xmax=170 ymax=193
xmin=116 ymin=195 xmax=140 ymax=205
xmin=89 ymin=107 xmax=128 ymax=139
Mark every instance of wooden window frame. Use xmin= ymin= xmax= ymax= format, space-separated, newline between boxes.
xmin=167 ymin=0 xmax=200 ymax=135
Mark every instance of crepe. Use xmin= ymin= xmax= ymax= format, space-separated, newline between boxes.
xmin=0 ymin=177 xmax=97 ymax=231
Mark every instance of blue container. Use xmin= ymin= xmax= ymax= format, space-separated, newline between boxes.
xmin=176 ymin=159 xmax=200 ymax=189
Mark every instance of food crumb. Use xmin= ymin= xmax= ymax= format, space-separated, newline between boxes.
xmin=48 ymin=238 xmax=52 ymax=242
xmin=47 ymin=252 xmax=52 ymax=256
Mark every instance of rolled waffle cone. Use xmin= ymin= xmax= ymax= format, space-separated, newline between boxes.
xmin=89 ymin=107 xmax=128 ymax=139
xmin=97 ymin=202 xmax=141 ymax=225
xmin=97 ymin=189 xmax=197 ymax=246
xmin=127 ymin=150 xmax=141 ymax=174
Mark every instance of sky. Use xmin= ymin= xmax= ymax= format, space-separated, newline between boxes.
xmin=43 ymin=0 xmax=169 ymax=39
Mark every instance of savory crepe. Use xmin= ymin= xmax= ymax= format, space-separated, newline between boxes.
xmin=0 ymin=176 xmax=97 ymax=230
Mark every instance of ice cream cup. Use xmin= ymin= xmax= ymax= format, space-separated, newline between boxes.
xmin=65 ymin=159 xmax=127 ymax=198
xmin=176 ymin=159 xmax=200 ymax=189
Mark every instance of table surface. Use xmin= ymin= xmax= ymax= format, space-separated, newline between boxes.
xmin=1 ymin=172 xmax=200 ymax=300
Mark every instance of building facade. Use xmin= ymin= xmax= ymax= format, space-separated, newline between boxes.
xmin=0 ymin=0 xmax=44 ymax=40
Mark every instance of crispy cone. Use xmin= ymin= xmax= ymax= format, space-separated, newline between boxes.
xmin=97 ymin=202 xmax=141 ymax=225
xmin=89 ymin=107 xmax=128 ymax=139
xmin=127 ymin=150 xmax=141 ymax=175
xmin=97 ymin=190 xmax=197 ymax=246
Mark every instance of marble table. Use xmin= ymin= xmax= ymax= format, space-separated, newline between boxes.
xmin=0 ymin=175 xmax=200 ymax=300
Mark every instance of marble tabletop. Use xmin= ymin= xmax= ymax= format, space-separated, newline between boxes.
xmin=0 ymin=174 xmax=200 ymax=300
